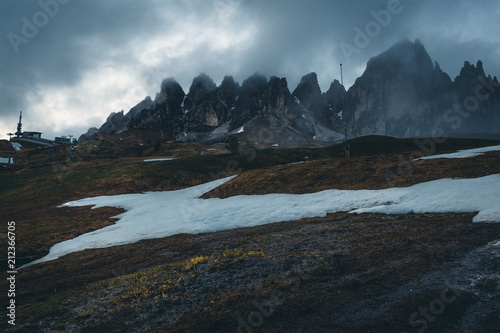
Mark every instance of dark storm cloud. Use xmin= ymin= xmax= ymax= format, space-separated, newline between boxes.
xmin=1 ymin=0 xmax=499 ymax=139
xmin=0 ymin=0 xmax=175 ymax=135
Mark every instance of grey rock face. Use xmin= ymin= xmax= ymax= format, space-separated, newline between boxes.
xmin=78 ymin=127 xmax=99 ymax=142
xmin=343 ymin=39 xmax=500 ymax=137
xmin=129 ymin=78 xmax=185 ymax=140
xmin=292 ymin=72 xmax=322 ymax=106
xmin=184 ymin=75 xmax=239 ymax=132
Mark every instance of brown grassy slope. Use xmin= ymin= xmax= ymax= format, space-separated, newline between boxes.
xmin=2 ymin=137 xmax=499 ymax=264
xmin=1 ymin=136 xmax=500 ymax=332
xmin=0 ymin=139 xmax=14 ymax=151
xmin=203 ymin=150 xmax=500 ymax=198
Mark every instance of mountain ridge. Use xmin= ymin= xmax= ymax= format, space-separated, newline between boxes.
xmin=80 ymin=39 xmax=500 ymax=146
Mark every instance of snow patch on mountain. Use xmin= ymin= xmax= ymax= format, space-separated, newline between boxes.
xmin=417 ymin=145 xmax=500 ymax=160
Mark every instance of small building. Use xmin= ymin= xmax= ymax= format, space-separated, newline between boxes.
xmin=23 ymin=131 xmax=43 ymax=139
xmin=12 ymin=131 xmax=54 ymax=146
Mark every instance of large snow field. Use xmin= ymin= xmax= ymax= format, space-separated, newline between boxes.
xmin=417 ymin=144 xmax=500 ymax=160
xmin=24 ymin=173 xmax=500 ymax=267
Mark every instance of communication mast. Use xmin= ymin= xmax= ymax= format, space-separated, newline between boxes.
xmin=15 ymin=111 xmax=23 ymax=137
xmin=340 ymin=63 xmax=344 ymax=86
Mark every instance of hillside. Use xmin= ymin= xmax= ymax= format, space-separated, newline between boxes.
xmin=1 ymin=136 xmax=500 ymax=332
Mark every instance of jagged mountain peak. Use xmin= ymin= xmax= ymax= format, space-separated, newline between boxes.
xmin=365 ymin=39 xmax=434 ymax=76
xmin=325 ymin=79 xmax=346 ymax=106
xmin=267 ymin=76 xmax=292 ymax=102
xmin=292 ymin=72 xmax=322 ymax=105
xmin=327 ymin=79 xmax=345 ymax=91
xmin=261 ymin=76 xmax=295 ymax=118
xmin=189 ymin=73 xmax=217 ymax=95
xmin=182 ymin=73 xmax=216 ymax=111
xmin=160 ymin=78 xmax=182 ymax=92
xmin=216 ymin=75 xmax=240 ymax=103
xmin=220 ymin=75 xmax=238 ymax=89
xmin=241 ymin=72 xmax=268 ymax=95
xmin=156 ymin=78 xmax=185 ymax=103
xmin=456 ymin=60 xmax=487 ymax=82
xmin=268 ymin=75 xmax=288 ymax=87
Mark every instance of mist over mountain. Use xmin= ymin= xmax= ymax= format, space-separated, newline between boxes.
xmin=80 ymin=39 xmax=500 ymax=146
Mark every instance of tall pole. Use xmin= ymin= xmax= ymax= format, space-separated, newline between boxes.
xmin=340 ymin=63 xmax=344 ymax=87
xmin=16 ymin=111 xmax=22 ymax=137
xmin=341 ymin=63 xmax=350 ymax=158
xmin=341 ymin=63 xmax=346 ymax=143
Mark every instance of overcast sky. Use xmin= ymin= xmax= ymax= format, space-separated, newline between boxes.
xmin=1 ymin=0 xmax=499 ymax=140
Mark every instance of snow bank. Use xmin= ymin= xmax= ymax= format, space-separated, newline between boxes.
xmin=418 ymin=145 xmax=500 ymax=160
xmin=24 ymin=174 xmax=500 ymax=267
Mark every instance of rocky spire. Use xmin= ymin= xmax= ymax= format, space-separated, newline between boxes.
xmin=263 ymin=76 xmax=296 ymax=118
xmin=292 ymin=72 xmax=322 ymax=106
xmin=184 ymin=73 xmax=217 ymax=110
xmin=241 ymin=72 xmax=268 ymax=97
xmin=218 ymin=75 xmax=240 ymax=104
xmin=325 ymin=79 xmax=346 ymax=109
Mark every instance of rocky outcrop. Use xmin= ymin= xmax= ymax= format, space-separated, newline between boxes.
xmin=228 ymin=72 xmax=268 ymax=129
xmin=184 ymin=75 xmax=239 ymax=133
xmin=292 ymin=73 xmax=322 ymax=106
xmin=183 ymin=73 xmax=217 ymax=111
xmin=97 ymin=96 xmax=155 ymax=136
xmin=451 ymin=61 xmax=500 ymax=132
xmin=78 ymin=127 xmax=99 ymax=142
xmin=129 ymin=79 xmax=185 ymax=140
xmin=324 ymin=80 xmax=346 ymax=130
xmin=263 ymin=76 xmax=297 ymax=119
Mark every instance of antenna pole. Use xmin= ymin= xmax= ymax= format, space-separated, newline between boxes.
xmin=340 ymin=63 xmax=344 ymax=87
xmin=16 ymin=111 xmax=23 ymax=137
